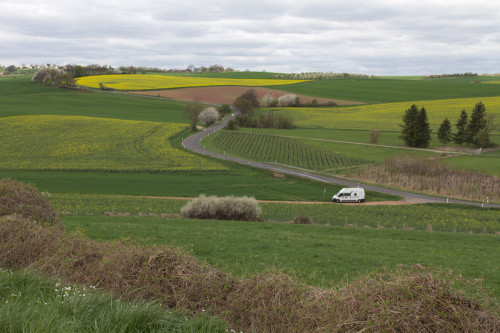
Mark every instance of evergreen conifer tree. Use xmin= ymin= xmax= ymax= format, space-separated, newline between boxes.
xmin=454 ymin=109 xmax=468 ymax=145
xmin=415 ymin=107 xmax=432 ymax=148
xmin=467 ymin=101 xmax=487 ymax=145
xmin=399 ymin=104 xmax=419 ymax=147
xmin=437 ymin=118 xmax=452 ymax=145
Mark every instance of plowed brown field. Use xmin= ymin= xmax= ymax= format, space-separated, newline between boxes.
xmin=128 ymin=86 xmax=364 ymax=105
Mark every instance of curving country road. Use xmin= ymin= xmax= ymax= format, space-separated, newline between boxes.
xmin=183 ymin=116 xmax=500 ymax=209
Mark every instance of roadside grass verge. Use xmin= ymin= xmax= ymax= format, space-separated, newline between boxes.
xmin=49 ymin=193 xmax=499 ymax=233
xmin=0 ymin=268 xmax=225 ymax=333
xmin=61 ymin=214 xmax=500 ymax=300
xmin=2 ymin=215 xmax=499 ymax=332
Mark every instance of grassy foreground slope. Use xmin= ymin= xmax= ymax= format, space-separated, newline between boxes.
xmin=61 ymin=215 xmax=500 ymax=299
xmin=0 ymin=269 xmax=225 ymax=332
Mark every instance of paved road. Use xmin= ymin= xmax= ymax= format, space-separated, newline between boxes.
xmin=183 ymin=116 xmax=500 ymax=209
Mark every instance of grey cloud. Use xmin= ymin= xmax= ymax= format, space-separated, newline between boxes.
xmin=1 ymin=0 xmax=499 ymax=74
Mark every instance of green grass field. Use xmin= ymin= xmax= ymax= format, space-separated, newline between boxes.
xmin=61 ymin=215 xmax=500 ymax=300
xmin=0 ymin=76 xmax=187 ymax=123
xmin=272 ymin=77 xmax=500 ymax=103
xmin=256 ymin=96 xmax=500 ymax=134
xmin=49 ymin=194 xmax=499 ymax=233
xmin=0 ymin=115 xmax=224 ymax=172
xmin=0 ymin=269 xmax=225 ymax=332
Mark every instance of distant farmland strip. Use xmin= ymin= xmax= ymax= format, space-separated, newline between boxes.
xmin=76 ymin=74 xmax=308 ymax=90
xmin=213 ymin=131 xmax=371 ymax=171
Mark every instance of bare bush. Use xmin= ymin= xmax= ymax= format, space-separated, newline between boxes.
xmin=369 ymin=130 xmax=381 ymax=144
xmin=292 ymin=213 xmax=312 ymax=224
xmin=98 ymin=82 xmax=115 ymax=91
xmin=198 ymin=107 xmax=219 ymax=126
xmin=0 ymin=178 xmax=60 ymax=227
xmin=181 ymin=194 xmax=262 ymax=221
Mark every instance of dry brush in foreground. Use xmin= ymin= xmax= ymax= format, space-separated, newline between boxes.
xmin=0 ymin=216 xmax=498 ymax=332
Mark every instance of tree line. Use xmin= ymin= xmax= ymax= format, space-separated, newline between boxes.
xmin=400 ymin=102 xmax=495 ymax=148
xmin=273 ymin=72 xmax=378 ymax=80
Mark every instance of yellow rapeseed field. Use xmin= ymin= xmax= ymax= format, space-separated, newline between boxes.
xmin=273 ymin=96 xmax=500 ymax=133
xmin=76 ymin=74 xmax=307 ymax=90
xmin=0 ymin=115 xmax=226 ymax=172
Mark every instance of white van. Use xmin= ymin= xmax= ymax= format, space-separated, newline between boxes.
xmin=332 ymin=188 xmax=365 ymax=203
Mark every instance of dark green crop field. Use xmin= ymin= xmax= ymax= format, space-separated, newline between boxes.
xmin=0 ymin=76 xmax=186 ymax=123
xmin=272 ymin=77 xmax=500 ymax=103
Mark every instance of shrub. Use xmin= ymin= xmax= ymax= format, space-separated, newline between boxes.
xmin=31 ymin=68 xmax=75 ymax=88
xmin=292 ymin=213 xmax=312 ymax=224
xmin=233 ymin=97 xmax=254 ymax=115
xmin=181 ymin=194 xmax=262 ymax=221
xmin=278 ymin=94 xmax=298 ymax=107
xmin=239 ymin=89 xmax=260 ymax=107
xmin=99 ymin=82 xmax=115 ymax=91
xmin=218 ymin=104 xmax=232 ymax=117
xmin=369 ymin=130 xmax=381 ymax=144
xmin=226 ymin=119 xmax=239 ymax=130
xmin=0 ymin=178 xmax=60 ymax=227
xmin=5 ymin=65 xmax=17 ymax=73
xmin=198 ymin=107 xmax=219 ymax=126
xmin=262 ymin=92 xmax=275 ymax=106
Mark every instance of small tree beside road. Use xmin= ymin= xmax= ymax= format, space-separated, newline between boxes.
xmin=184 ymin=101 xmax=203 ymax=131
xmin=199 ymin=107 xmax=219 ymax=126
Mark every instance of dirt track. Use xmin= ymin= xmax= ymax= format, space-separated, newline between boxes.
xmin=100 ymin=194 xmax=430 ymax=205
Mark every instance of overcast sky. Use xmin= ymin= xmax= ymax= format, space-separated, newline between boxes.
xmin=1 ymin=0 xmax=499 ymax=75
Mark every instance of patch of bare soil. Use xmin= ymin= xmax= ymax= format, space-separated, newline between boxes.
xmin=127 ymin=86 xmax=364 ymax=106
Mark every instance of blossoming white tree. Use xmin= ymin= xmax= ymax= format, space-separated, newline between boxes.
xmin=199 ymin=107 xmax=219 ymax=126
